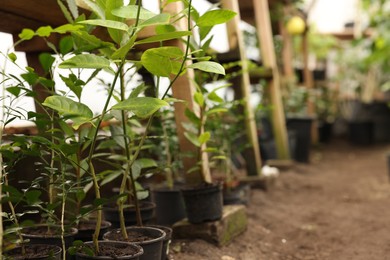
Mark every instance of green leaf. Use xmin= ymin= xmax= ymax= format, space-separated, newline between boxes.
xmin=139 ymin=13 xmax=170 ymax=28
xmin=57 ymin=0 xmax=74 ymax=23
xmin=112 ymin=97 xmax=169 ymax=118
xmin=111 ymin=5 xmax=156 ymax=20
xmin=18 ymin=29 xmax=35 ymax=40
xmin=197 ymin=10 xmax=236 ymax=27
xmin=198 ymin=132 xmax=210 ymax=145
xmin=21 ymin=71 xmax=39 ymax=85
xmin=205 ymin=107 xmax=228 ymax=116
xmin=7 ymin=53 xmax=17 ymax=63
xmin=59 ymin=54 xmax=111 ymax=69
xmin=78 ymin=19 xmax=129 ymax=31
xmin=42 ymin=96 xmax=93 ymax=129
xmin=184 ymin=108 xmax=200 ymax=126
xmin=155 ymin=24 xmax=176 ymax=34
xmin=187 ymin=61 xmax=225 ymax=75
xmin=59 ymin=35 xmax=74 ymax=55
xmin=72 ymin=31 xmax=113 ymax=52
xmin=100 ymin=170 xmax=122 ymax=186
xmin=54 ymin=24 xmax=84 ymax=34
xmin=184 ymin=131 xmax=200 ymax=147
xmin=111 ymin=35 xmax=136 ymax=60
xmin=129 ymin=83 xmax=147 ymax=98
xmin=135 ymin=158 xmax=158 ymax=169
xmin=194 ymin=92 xmax=204 ymax=107
xmin=135 ymin=31 xmax=192 ymax=45
xmin=66 ymin=0 xmax=79 ymax=19
xmin=36 ymin=26 xmax=53 ymax=37
xmin=199 ymin=26 xmax=212 ymax=40
xmin=6 ymin=87 xmax=21 ymax=97
xmin=59 ymin=73 xmax=85 ymax=99
xmin=25 ymin=190 xmax=42 ymax=206
xmin=39 ymin=53 xmax=55 ymax=73
xmin=78 ymin=0 xmax=105 ymax=19
xmin=141 ymin=47 xmax=183 ymax=77
xmin=207 ymin=91 xmax=224 ymax=103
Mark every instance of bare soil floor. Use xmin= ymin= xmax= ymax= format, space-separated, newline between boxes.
xmin=169 ymin=139 xmax=390 ymax=260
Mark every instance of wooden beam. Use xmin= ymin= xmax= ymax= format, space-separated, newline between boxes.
xmin=253 ymin=0 xmax=291 ymax=160
xmin=221 ymin=0 xmax=263 ymax=176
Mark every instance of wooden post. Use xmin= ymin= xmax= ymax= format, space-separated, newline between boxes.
xmin=221 ymin=0 xmax=263 ymax=176
xmin=280 ymin=6 xmax=295 ymax=80
xmin=253 ymin=0 xmax=291 ymax=160
xmin=162 ymin=1 xmax=211 ymax=184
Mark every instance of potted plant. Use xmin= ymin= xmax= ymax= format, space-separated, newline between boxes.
xmin=0 ymin=52 xmax=65 ymax=259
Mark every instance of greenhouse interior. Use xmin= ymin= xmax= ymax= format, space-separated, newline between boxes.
xmin=0 ymin=0 xmax=389 ymax=259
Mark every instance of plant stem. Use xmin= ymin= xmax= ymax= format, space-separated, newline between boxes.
xmin=60 ymin=161 xmax=66 ymax=260
xmin=86 ymin=63 xmax=124 ymax=252
xmin=4 ymin=176 xmax=25 ymax=255
xmin=89 ymin=162 xmax=102 ymax=253
xmin=162 ymin=118 xmax=174 ymax=189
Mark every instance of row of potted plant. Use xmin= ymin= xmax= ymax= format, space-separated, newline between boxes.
xmin=0 ymin=0 xmax=245 ymax=259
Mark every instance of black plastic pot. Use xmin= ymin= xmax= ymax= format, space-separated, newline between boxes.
xmin=75 ymin=241 xmax=143 ymax=260
xmin=347 ymin=120 xmax=373 ymax=145
xmin=21 ymin=225 xmax=78 ymax=248
xmin=103 ymin=201 xmax=156 ymax=228
xmin=286 ymin=117 xmax=313 ymax=163
xmin=103 ymin=226 xmax=165 ymax=260
xmin=148 ymin=225 xmax=172 ymax=260
xmin=74 ymin=220 xmax=112 ymax=242
xmin=318 ymin=121 xmax=333 ymax=143
xmin=151 ymin=186 xmax=186 ymax=226
xmin=223 ymin=183 xmax=251 ymax=205
xmin=181 ymin=182 xmax=223 ymax=224
xmin=5 ymin=244 xmax=62 ymax=260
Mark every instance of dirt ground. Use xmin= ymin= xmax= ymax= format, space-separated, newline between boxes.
xmin=168 ymin=138 xmax=390 ymax=260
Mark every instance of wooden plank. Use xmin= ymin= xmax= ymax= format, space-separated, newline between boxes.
xmin=253 ymin=0 xmax=291 ymax=160
xmin=221 ymin=0 xmax=263 ymax=176
xmin=1 ymin=0 xmax=67 ymax=27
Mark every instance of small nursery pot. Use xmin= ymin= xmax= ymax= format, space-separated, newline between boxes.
xmin=21 ymin=224 xmax=78 ymax=248
xmin=103 ymin=201 xmax=156 ymax=228
xmin=152 ymin=186 xmax=186 ymax=226
xmin=103 ymin=226 xmax=166 ymax=260
xmin=75 ymin=241 xmax=143 ymax=260
xmin=181 ymin=182 xmax=223 ymax=224
xmin=5 ymin=244 xmax=62 ymax=260
xmin=148 ymin=225 xmax=173 ymax=260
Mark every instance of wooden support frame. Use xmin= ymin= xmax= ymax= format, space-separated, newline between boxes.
xmin=253 ymin=0 xmax=291 ymax=160
xmin=221 ymin=0 xmax=263 ymax=176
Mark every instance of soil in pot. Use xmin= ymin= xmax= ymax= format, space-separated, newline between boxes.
xmin=181 ymin=182 xmax=223 ymax=224
xmin=75 ymin=220 xmax=112 ymax=242
xmin=75 ymin=241 xmax=143 ymax=260
xmin=5 ymin=244 xmax=62 ymax=260
xmin=102 ymin=226 xmax=165 ymax=260
xmin=151 ymin=186 xmax=186 ymax=226
xmin=21 ymin=225 xmax=78 ymax=248
xmin=103 ymin=201 xmax=155 ymax=228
